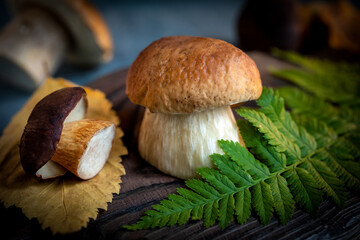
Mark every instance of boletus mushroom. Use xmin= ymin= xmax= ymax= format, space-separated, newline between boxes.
xmin=126 ymin=36 xmax=262 ymax=179
xmin=20 ymin=87 xmax=88 ymax=179
xmin=0 ymin=0 xmax=113 ymax=91
xmin=20 ymin=87 xmax=116 ymax=180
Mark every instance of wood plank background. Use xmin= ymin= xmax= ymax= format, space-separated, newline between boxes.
xmin=1 ymin=52 xmax=360 ymax=240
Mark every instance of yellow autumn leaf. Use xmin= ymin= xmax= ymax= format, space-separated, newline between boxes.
xmin=0 ymin=78 xmax=127 ymax=234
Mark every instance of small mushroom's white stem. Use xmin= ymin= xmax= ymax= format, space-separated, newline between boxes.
xmin=64 ymin=96 xmax=87 ymax=123
xmin=138 ymin=106 xmax=244 ymax=179
xmin=0 ymin=8 xmax=68 ymax=91
xmin=36 ymin=160 xmax=67 ymax=180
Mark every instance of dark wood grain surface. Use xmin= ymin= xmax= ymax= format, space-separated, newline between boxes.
xmin=1 ymin=52 xmax=360 ymax=240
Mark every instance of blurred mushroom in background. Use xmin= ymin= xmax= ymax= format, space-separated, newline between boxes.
xmin=0 ymin=0 xmax=113 ymax=91
xmin=237 ymin=0 xmax=306 ymax=52
xmin=237 ymin=0 xmax=360 ymax=59
xmin=316 ymin=0 xmax=360 ymax=53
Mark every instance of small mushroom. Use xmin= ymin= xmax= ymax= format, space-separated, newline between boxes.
xmin=0 ymin=0 xmax=113 ymax=91
xmin=20 ymin=87 xmax=88 ymax=179
xmin=126 ymin=36 xmax=262 ymax=179
xmin=52 ymin=119 xmax=116 ymax=180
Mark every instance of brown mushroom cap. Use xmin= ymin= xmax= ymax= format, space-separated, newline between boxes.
xmin=126 ymin=36 xmax=262 ymax=113
xmin=20 ymin=87 xmax=87 ymax=174
xmin=10 ymin=0 xmax=113 ymax=65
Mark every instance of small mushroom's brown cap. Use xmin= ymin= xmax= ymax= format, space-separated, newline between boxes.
xmin=20 ymin=87 xmax=87 ymax=174
xmin=126 ymin=36 xmax=262 ymax=113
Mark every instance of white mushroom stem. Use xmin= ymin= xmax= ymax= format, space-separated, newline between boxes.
xmin=138 ymin=106 xmax=244 ymax=179
xmin=0 ymin=8 xmax=68 ymax=91
xmin=64 ymin=96 xmax=87 ymax=123
xmin=36 ymin=160 xmax=67 ymax=180
xmin=51 ymin=119 xmax=116 ymax=180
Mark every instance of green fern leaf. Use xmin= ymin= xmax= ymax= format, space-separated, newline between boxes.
xmin=315 ymin=150 xmax=360 ymax=191
xmin=278 ymin=87 xmax=356 ymax=134
xmin=336 ymin=160 xmax=360 ymax=182
xmin=124 ymin=203 xmax=189 ymax=230
xmin=123 ymin=216 xmax=149 ymax=230
xmin=238 ymin=120 xmax=286 ymax=172
xmin=257 ymin=87 xmax=317 ymax=157
xmin=158 ymin=198 xmax=190 ymax=224
xmin=271 ymin=49 xmax=359 ymax=103
xmin=219 ymin=194 xmax=235 ymax=228
xmin=345 ymin=108 xmax=360 ymax=125
xmin=266 ymin=174 xmax=295 ymax=225
xmin=283 ymin=167 xmax=322 ymax=215
xmin=169 ymin=191 xmax=196 ymax=206
xmin=331 ymin=138 xmax=360 ymax=160
xmin=218 ymin=140 xmax=270 ymax=179
xmin=178 ymin=209 xmax=192 ymax=225
xmin=278 ymin=87 xmax=337 ymax=118
xmin=270 ymin=69 xmax=353 ymax=103
xmin=173 ymin=186 xmax=205 ymax=221
xmin=340 ymin=106 xmax=358 ymax=123
xmin=167 ymin=192 xmax=201 ymax=223
xmin=184 ymin=180 xmax=219 ymax=201
xmin=237 ymin=108 xmax=301 ymax=164
xmin=251 ymin=181 xmax=274 ymax=225
xmin=191 ymin=204 xmax=204 ymax=220
xmin=152 ymin=205 xmax=171 ymax=228
xmin=234 ymin=188 xmax=252 ymax=224
xmin=347 ymin=130 xmax=360 ymax=146
xmin=197 ymin=168 xmax=237 ymax=194
xmin=164 ymin=194 xmax=193 ymax=226
xmin=302 ymin=159 xmax=347 ymax=207
xmin=202 ymin=199 xmax=219 ymax=227
xmin=278 ymin=87 xmax=340 ymax=128
xmin=292 ymin=114 xmax=337 ymax=148
xmin=195 ymin=168 xmax=238 ymax=228
xmin=210 ymin=153 xmax=253 ymax=186
xmin=172 ymin=188 xmax=218 ymax=228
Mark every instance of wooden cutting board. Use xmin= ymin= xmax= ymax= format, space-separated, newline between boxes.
xmin=1 ymin=52 xmax=360 ymax=240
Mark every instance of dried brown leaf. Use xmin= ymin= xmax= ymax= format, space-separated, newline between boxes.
xmin=0 ymin=78 xmax=127 ymax=234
